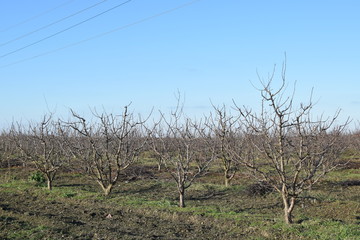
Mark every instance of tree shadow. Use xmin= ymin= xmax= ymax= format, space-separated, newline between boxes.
xmin=114 ymin=183 xmax=163 ymax=195
xmin=188 ymin=190 xmax=227 ymax=201
xmin=233 ymin=202 xmax=282 ymax=213
xmin=58 ymin=183 xmax=85 ymax=187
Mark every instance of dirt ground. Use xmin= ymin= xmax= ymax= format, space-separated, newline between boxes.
xmin=0 ymin=167 xmax=248 ymax=240
xmin=0 ymin=191 xmax=239 ymax=239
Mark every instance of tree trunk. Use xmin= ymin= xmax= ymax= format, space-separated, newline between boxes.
xmin=47 ymin=179 xmax=52 ymax=190
xmin=224 ymin=168 xmax=235 ymax=187
xmin=282 ymin=193 xmax=296 ymax=224
xmin=224 ymin=169 xmax=229 ymax=187
xmin=284 ymin=205 xmax=293 ymax=224
xmin=98 ymin=182 xmax=113 ymax=196
xmin=179 ymin=187 xmax=185 ymax=208
xmin=45 ymin=173 xmax=53 ymax=190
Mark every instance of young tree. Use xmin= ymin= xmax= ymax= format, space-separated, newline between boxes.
xmin=149 ymin=106 xmax=216 ymax=208
xmin=235 ymin=65 xmax=348 ymax=224
xmin=11 ymin=115 xmax=66 ymax=190
xmin=67 ymin=106 xmax=147 ymax=196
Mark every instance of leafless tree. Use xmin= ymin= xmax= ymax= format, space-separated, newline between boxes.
xmin=235 ymin=64 xmax=349 ymax=224
xmin=146 ymin=124 xmax=168 ymax=172
xmin=207 ymin=105 xmax=242 ymax=187
xmin=0 ymin=132 xmax=11 ymax=169
xmin=66 ymin=106 xmax=148 ymax=196
xmin=347 ymin=123 xmax=360 ymax=155
xmin=10 ymin=115 xmax=66 ymax=190
xmin=0 ymin=130 xmax=20 ymax=181
xmin=149 ymin=104 xmax=216 ymax=208
xmin=0 ymin=132 xmax=10 ymax=166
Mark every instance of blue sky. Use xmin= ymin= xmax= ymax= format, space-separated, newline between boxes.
xmin=0 ymin=0 xmax=359 ymax=128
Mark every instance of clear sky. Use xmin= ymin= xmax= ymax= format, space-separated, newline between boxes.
xmin=0 ymin=0 xmax=359 ymax=129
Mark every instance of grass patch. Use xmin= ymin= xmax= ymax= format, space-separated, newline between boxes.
xmin=326 ymin=168 xmax=360 ymax=181
xmin=287 ymin=220 xmax=360 ymax=240
xmin=6 ymin=225 xmax=49 ymax=240
xmin=0 ymin=180 xmax=32 ymax=192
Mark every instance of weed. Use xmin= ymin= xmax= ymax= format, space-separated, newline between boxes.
xmin=29 ymin=171 xmax=45 ymax=186
xmin=62 ymin=192 xmax=77 ymax=198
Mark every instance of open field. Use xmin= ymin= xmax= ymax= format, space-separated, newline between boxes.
xmin=0 ymin=158 xmax=359 ymax=240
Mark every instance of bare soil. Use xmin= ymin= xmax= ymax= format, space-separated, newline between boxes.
xmin=0 ymin=167 xmax=246 ymax=239
xmin=0 ymin=191 xmax=238 ymax=239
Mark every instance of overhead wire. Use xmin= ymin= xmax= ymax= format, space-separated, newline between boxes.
xmin=0 ymin=0 xmax=76 ymax=33
xmin=0 ymin=0 xmax=132 ymax=59
xmin=0 ymin=0 xmax=202 ymax=69
xmin=0 ymin=0 xmax=109 ymax=48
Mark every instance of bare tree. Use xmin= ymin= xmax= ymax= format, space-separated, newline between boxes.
xmin=0 ymin=132 xmax=10 ymax=166
xmin=235 ymin=65 xmax=348 ymax=224
xmin=208 ymin=105 xmax=242 ymax=187
xmin=11 ymin=115 xmax=66 ymax=190
xmin=347 ymin=123 xmax=360 ymax=155
xmin=149 ymin=105 xmax=216 ymax=208
xmin=146 ymin=123 xmax=168 ymax=172
xmin=0 ymin=132 xmax=11 ymax=173
xmin=66 ymin=106 xmax=147 ymax=196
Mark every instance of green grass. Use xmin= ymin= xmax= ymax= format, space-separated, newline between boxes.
xmin=0 ymin=180 xmax=32 ymax=192
xmin=6 ymin=225 xmax=49 ymax=240
xmin=326 ymin=169 xmax=360 ymax=181
xmin=274 ymin=220 xmax=360 ymax=240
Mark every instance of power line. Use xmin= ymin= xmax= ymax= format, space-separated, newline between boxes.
xmin=0 ymin=0 xmax=76 ymax=33
xmin=0 ymin=0 xmax=132 ymax=59
xmin=0 ymin=0 xmax=109 ymax=48
xmin=0 ymin=0 xmax=202 ymax=69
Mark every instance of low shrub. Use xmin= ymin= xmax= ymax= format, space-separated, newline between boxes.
xmin=29 ymin=171 xmax=45 ymax=185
